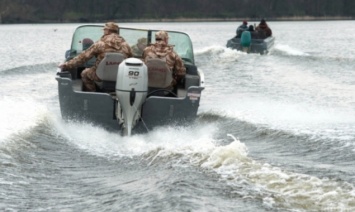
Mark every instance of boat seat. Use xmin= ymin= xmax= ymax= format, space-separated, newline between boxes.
xmin=185 ymin=63 xmax=198 ymax=75
xmin=145 ymin=58 xmax=173 ymax=96
xmin=95 ymin=52 xmax=125 ymax=91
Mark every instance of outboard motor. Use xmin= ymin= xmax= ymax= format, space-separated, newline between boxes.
xmin=116 ymin=58 xmax=148 ymax=136
xmin=240 ymin=30 xmax=251 ymax=53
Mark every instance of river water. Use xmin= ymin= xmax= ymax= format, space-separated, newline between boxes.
xmin=1 ymin=21 xmax=355 ymax=211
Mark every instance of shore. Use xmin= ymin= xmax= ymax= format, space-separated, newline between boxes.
xmin=1 ymin=16 xmax=353 ymax=24
xmin=117 ymin=16 xmax=354 ymax=23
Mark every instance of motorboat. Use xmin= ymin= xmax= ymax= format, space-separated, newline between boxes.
xmin=226 ymin=35 xmax=275 ymax=55
xmin=56 ymin=25 xmax=205 ymax=136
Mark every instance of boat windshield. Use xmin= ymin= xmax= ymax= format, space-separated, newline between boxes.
xmin=69 ymin=25 xmax=195 ymax=64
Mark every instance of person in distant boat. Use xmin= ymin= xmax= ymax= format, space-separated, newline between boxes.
xmin=248 ymin=25 xmax=258 ymax=39
xmin=131 ymin=37 xmax=148 ymax=57
xmin=58 ymin=22 xmax=133 ymax=92
xmin=236 ymin=20 xmax=248 ymax=38
xmin=255 ymin=19 xmax=272 ymax=38
xmin=142 ymin=30 xmax=186 ymax=93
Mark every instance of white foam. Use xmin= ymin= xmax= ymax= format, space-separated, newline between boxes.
xmin=50 ymin=113 xmax=355 ymax=211
xmin=51 ymin=118 xmax=219 ymax=159
xmin=195 ymin=45 xmax=243 ymax=58
xmin=199 ymin=135 xmax=355 ymax=211
xmin=274 ymin=44 xmax=310 ymax=56
xmin=0 ymin=97 xmax=47 ymax=144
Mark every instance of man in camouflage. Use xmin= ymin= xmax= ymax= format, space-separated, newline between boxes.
xmin=59 ymin=22 xmax=133 ymax=91
xmin=142 ymin=30 xmax=186 ymax=90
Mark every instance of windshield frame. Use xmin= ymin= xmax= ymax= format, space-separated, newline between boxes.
xmin=69 ymin=25 xmax=195 ymax=64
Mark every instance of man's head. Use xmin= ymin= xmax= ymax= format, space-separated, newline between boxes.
xmin=243 ymin=20 xmax=248 ymax=25
xmin=137 ymin=37 xmax=147 ymax=50
xmin=82 ymin=38 xmax=94 ymax=50
xmin=155 ymin=31 xmax=169 ymax=44
xmin=103 ymin=22 xmax=119 ymax=34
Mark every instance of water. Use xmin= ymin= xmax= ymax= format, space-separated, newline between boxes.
xmin=1 ymin=21 xmax=355 ymax=211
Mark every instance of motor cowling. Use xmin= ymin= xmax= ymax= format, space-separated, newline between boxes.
xmin=240 ymin=31 xmax=251 ymax=47
xmin=116 ymin=58 xmax=148 ymax=136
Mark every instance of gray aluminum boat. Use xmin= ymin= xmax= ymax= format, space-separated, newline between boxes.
xmin=226 ymin=36 xmax=275 ymax=54
xmin=56 ymin=25 xmax=205 ymax=136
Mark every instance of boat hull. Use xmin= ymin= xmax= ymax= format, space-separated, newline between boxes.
xmin=56 ymin=73 xmax=204 ymax=134
xmin=226 ymin=36 xmax=275 ymax=54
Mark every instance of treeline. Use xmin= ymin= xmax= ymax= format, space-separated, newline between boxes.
xmin=1 ymin=0 xmax=355 ymax=23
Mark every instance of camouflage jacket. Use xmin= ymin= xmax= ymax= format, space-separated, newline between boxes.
xmin=142 ymin=41 xmax=186 ymax=81
xmin=63 ymin=33 xmax=132 ymax=70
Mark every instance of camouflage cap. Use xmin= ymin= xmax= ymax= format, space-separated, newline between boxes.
xmin=155 ymin=31 xmax=169 ymax=40
xmin=103 ymin=22 xmax=119 ymax=32
xmin=138 ymin=37 xmax=147 ymax=44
